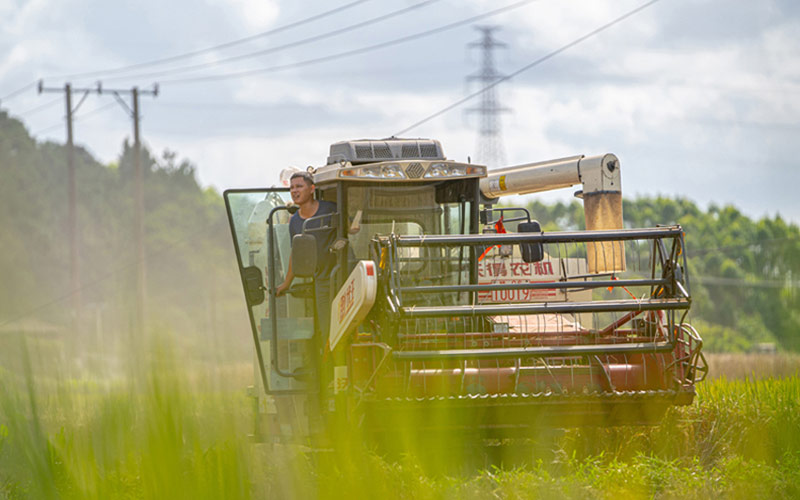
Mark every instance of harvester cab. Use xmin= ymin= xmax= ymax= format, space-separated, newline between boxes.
xmin=224 ymin=138 xmax=707 ymax=443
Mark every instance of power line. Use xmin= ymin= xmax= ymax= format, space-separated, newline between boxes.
xmin=13 ymin=96 xmax=62 ymax=118
xmin=394 ymin=0 xmax=662 ymax=136
xmin=30 ymin=102 xmax=118 ymax=136
xmin=161 ymin=0 xmax=539 ymax=85
xmin=51 ymin=0 xmax=373 ymax=81
xmin=33 ymin=122 xmax=63 ymax=136
xmin=0 ymin=81 xmax=38 ymax=105
xmin=100 ymin=0 xmax=442 ymax=83
xmin=75 ymin=100 xmax=119 ymax=120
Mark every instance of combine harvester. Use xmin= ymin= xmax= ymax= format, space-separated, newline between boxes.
xmin=224 ymin=138 xmax=707 ymax=444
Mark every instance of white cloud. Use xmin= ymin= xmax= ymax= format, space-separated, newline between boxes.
xmin=761 ymin=22 xmax=800 ymax=80
xmin=207 ymin=0 xmax=279 ymax=30
xmin=499 ymin=0 xmax=658 ymax=51
xmin=4 ymin=0 xmax=51 ymax=36
xmin=0 ymin=43 xmax=36 ymax=78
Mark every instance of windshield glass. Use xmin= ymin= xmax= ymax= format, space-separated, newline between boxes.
xmin=347 ymin=183 xmax=470 ymax=235
xmin=346 ymin=183 xmax=472 ymax=287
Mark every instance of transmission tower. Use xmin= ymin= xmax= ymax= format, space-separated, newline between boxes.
xmin=467 ymin=26 xmax=510 ymax=168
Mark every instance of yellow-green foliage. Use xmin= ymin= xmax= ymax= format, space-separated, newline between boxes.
xmin=0 ymin=337 xmax=251 ymax=499
xmin=1 ymin=339 xmax=799 ymax=499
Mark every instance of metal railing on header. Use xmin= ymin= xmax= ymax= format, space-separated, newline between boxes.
xmin=375 ymin=225 xmax=691 ymax=361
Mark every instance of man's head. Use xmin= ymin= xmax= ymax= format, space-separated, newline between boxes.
xmin=289 ymin=171 xmax=315 ymax=205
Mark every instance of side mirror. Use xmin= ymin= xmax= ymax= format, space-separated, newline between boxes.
xmin=291 ymin=233 xmax=318 ymax=278
xmin=518 ymin=221 xmax=544 ymax=263
xmin=242 ymin=266 xmax=265 ymax=305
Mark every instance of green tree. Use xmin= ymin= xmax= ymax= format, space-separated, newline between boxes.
xmin=520 ymin=195 xmax=800 ymax=352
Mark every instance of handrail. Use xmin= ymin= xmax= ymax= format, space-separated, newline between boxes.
xmin=398 ymin=278 xmax=667 ymax=294
xmin=392 ymin=226 xmax=683 ymax=246
xmin=393 ymin=341 xmax=675 ymax=361
xmin=401 ymin=297 xmax=690 ymax=318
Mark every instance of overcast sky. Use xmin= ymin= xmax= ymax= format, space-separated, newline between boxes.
xmin=2 ymin=0 xmax=798 ymax=223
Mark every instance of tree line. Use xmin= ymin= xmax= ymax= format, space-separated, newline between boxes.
xmin=0 ymin=110 xmax=247 ymax=358
xmin=524 ymin=198 xmax=800 ymax=351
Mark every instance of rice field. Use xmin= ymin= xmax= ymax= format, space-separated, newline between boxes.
xmin=1 ymin=333 xmax=799 ymax=499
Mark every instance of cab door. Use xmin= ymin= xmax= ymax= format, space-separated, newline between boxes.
xmin=224 ymin=188 xmax=315 ymax=394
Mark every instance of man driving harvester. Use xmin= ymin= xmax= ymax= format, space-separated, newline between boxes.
xmin=275 ymin=171 xmax=337 ymax=338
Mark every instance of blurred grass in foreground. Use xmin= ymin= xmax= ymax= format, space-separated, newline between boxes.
xmin=1 ymin=334 xmax=799 ymax=499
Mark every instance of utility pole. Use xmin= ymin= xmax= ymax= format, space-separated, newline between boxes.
xmin=467 ymin=26 xmax=510 ymax=168
xmin=37 ymin=81 xmax=97 ymax=333
xmin=100 ymin=83 xmax=159 ymax=337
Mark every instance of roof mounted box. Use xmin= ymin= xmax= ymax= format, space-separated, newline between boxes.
xmin=327 ymin=138 xmax=445 ymax=165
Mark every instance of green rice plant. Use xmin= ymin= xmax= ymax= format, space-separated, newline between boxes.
xmin=2 ymin=333 xmax=800 ymax=499
xmin=0 ymin=332 xmax=253 ymax=499
xmin=693 ymin=376 xmax=800 ymax=463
